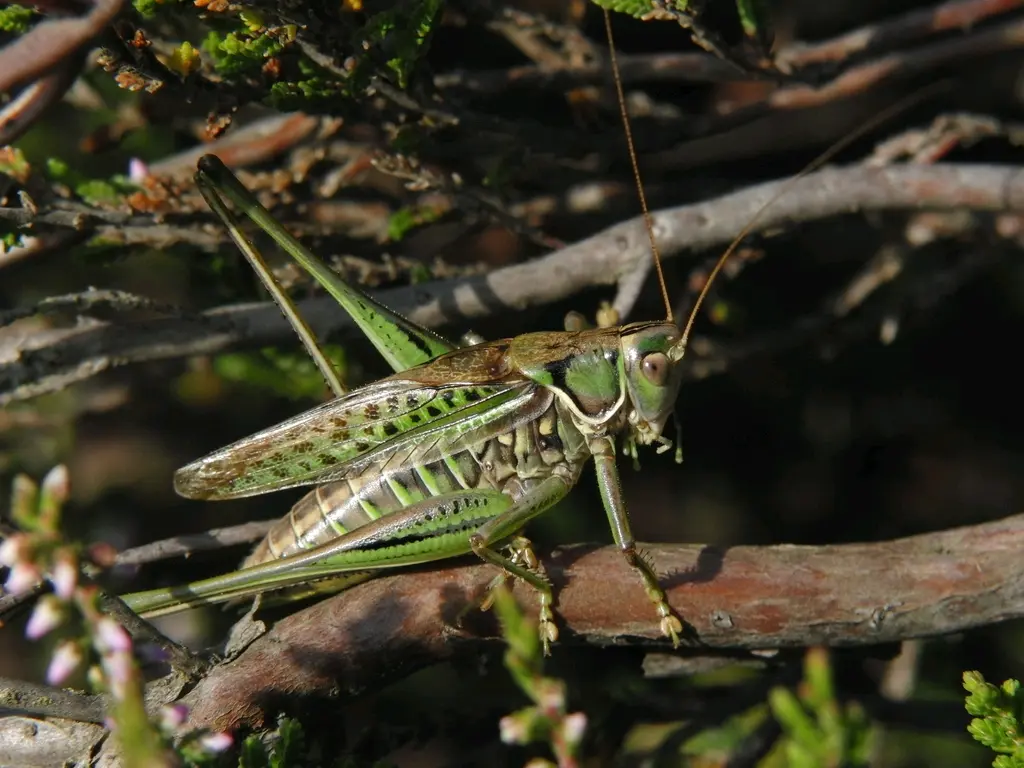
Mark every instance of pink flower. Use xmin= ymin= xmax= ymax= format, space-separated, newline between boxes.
xmin=46 ymin=641 xmax=83 ymax=685
xmin=0 ymin=534 xmax=27 ymax=567
xmin=51 ymin=552 xmax=77 ymax=600
xmin=4 ymin=562 xmax=41 ymax=595
xmin=536 ymin=679 xmax=565 ymax=716
xmin=94 ymin=618 xmax=132 ymax=654
xmin=128 ymin=158 xmax=150 ymax=184
xmin=102 ymin=652 xmax=134 ymax=700
xmin=160 ymin=703 xmax=190 ymax=731
xmin=26 ymin=595 xmax=64 ymax=639
xmin=499 ymin=713 xmax=529 ymax=744
xmin=561 ymin=711 xmax=587 ymax=744
xmin=199 ymin=731 xmax=233 ymax=753
xmin=41 ymin=465 xmax=70 ymax=505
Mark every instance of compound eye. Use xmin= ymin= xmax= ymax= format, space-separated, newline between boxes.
xmin=641 ymin=352 xmax=669 ymax=386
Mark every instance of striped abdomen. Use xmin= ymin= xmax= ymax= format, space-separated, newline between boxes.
xmin=244 ymin=392 xmax=588 ymax=567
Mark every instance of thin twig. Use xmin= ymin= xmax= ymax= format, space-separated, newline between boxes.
xmin=0 ymin=57 xmax=82 ymax=145
xmin=690 ymin=17 xmax=1024 ymax=137
xmin=776 ymin=0 xmax=1024 ymax=69
xmin=0 ymin=676 xmax=105 ymax=724
xmin=113 ymin=521 xmax=276 ymax=566
xmin=0 ymin=0 xmax=124 ymax=92
xmin=2 ymin=162 xmax=1022 ymax=404
xmin=97 ymin=592 xmax=209 ymax=678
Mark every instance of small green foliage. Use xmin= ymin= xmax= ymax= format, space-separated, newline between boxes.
xmin=167 ymin=41 xmax=202 ymax=78
xmin=202 ymin=29 xmax=287 ymax=76
xmin=408 ymin=262 xmax=432 ymax=284
xmin=1 ymin=231 xmax=23 ymax=252
xmin=75 ymin=180 xmax=123 ymax=207
xmin=239 ymin=9 xmax=266 ymax=32
xmin=46 ymin=158 xmax=70 ymax=178
xmin=213 ymin=346 xmax=348 ymax=401
xmin=492 ymin=585 xmax=587 ymax=767
xmin=678 ymin=704 xmax=770 ymax=761
xmin=768 ymin=647 xmax=873 ymax=767
xmin=361 ymin=0 xmax=443 ymax=88
xmin=268 ymin=77 xmax=346 ymax=110
xmin=132 ymin=0 xmax=185 ymax=18
xmin=239 ymin=716 xmax=306 ymax=768
xmin=588 ymin=0 xmax=656 ymax=20
xmin=735 ymin=0 xmax=772 ymax=43
xmin=0 ymin=4 xmax=33 ymax=32
xmin=74 ymin=175 xmax=140 ymax=207
xmin=386 ymin=205 xmax=443 ymax=241
xmin=0 ymin=146 xmax=31 ymax=182
xmin=964 ymin=671 xmax=1024 ymax=767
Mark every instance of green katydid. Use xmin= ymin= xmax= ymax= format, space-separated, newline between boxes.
xmin=119 ymin=135 xmax=726 ymax=650
xmin=121 ymin=11 xmax=768 ymax=651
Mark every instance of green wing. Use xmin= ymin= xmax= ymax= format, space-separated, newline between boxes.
xmin=174 ymin=376 xmax=540 ymax=500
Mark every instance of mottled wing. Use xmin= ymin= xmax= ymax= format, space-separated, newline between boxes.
xmin=174 ymin=374 xmax=534 ymax=500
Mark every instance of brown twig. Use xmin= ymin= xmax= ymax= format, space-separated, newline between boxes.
xmin=1 ymin=162 xmax=1022 ymax=405
xmin=113 ymin=521 xmax=276 ymax=567
xmin=0 ymin=57 xmax=82 ymax=145
xmin=146 ymin=114 xmax=323 ymax=182
xmin=0 ymin=0 xmax=124 ymax=93
xmin=174 ymin=510 xmax=1024 ymax=733
xmin=777 ymin=0 xmax=1024 ymax=69
xmin=0 ymin=676 xmax=105 ymax=724
xmin=665 ymin=16 xmax=1024 ymax=147
xmin=434 ymin=51 xmax=744 ymax=94
xmin=0 ymin=0 xmax=125 ymax=141
xmin=97 ymin=592 xmax=209 ymax=678
xmin=439 ymin=0 xmax=1023 ymax=131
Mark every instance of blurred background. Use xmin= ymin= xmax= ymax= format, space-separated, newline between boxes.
xmin=2 ymin=0 xmax=1024 ymax=764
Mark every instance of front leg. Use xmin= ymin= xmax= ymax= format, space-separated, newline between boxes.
xmin=590 ymin=436 xmax=683 ymax=647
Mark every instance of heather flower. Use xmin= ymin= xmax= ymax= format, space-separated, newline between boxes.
xmin=561 ymin=711 xmax=587 ymax=745
xmin=26 ymin=595 xmax=65 ymax=639
xmin=0 ymin=533 xmax=27 ymax=567
xmin=102 ymin=651 xmax=135 ymax=700
xmin=95 ymin=618 xmax=132 ymax=654
xmin=4 ymin=561 xmax=41 ymax=595
xmin=199 ymin=731 xmax=233 ymax=754
xmin=159 ymin=703 xmax=189 ymax=731
xmin=51 ymin=551 xmax=77 ymax=600
xmin=46 ymin=641 xmax=83 ymax=685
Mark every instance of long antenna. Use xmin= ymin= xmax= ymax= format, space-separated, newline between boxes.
xmin=603 ymin=8 xmax=673 ymax=323
xmin=669 ymin=81 xmax=948 ymax=362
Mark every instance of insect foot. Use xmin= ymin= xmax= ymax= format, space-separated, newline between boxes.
xmin=626 ymin=547 xmax=683 ymax=648
xmin=658 ymin=602 xmax=684 ymax=648
xmin=509 ymin=536 xmax=559 ymax=656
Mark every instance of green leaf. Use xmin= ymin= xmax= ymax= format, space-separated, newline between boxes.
xmin=202 ymin=28 xmax=287 ymax=76
xmin=588 ymin=0 xmax=657 ymax=19
xmin=0 ymin=4 xmax=33 ymax=33
xmin=735 ymin=0 xmax=773 ymax=46
xmin=386 ymin=206 xmax=443 ymax=241
xmin=212 ymin=346 xmax=347 ymax=401
xmin=238 ymin=734 xmax=270 ymax=768
xmin=362 ymin=0 xmax=443 ymax=89
xmin=75 ymin=180 xmax=123 ymax=207
xmin=963 ymin=672 xmax=1024 ymax=767
xmin=270 ymin=717 xmax=304 ymax=768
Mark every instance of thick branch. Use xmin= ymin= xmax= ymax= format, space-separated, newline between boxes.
xmin=3 ymin=163 xmax=1023 ymax=404
xmin=178 ymin=511 xmax=1024 ymax=733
